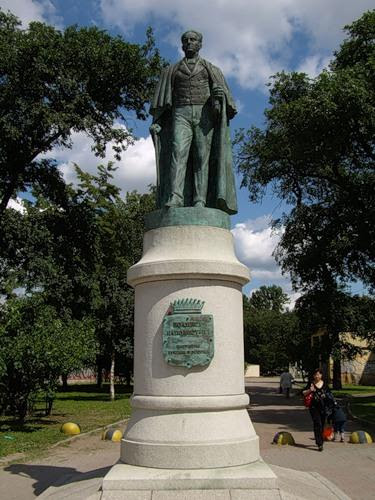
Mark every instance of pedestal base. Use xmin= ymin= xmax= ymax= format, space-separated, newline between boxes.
xmin=38 ymin=463 xmax=351 ymax=499
xmin=101 ymin=461 xmax=277 ymax=499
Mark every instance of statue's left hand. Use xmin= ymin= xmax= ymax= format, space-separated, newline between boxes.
xmin=212 ymin=85 xmax=224 ymax=100
xmin=150 ymin=123 xmax=162 ymax=134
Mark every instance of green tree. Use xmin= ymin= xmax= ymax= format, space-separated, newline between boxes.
xmin=0 ymin=295 xmax=96 ymax=421
xmin=243 ymin=289 xmax=299 ymax=374
xmin=235 ymin=10 xmax=375 ymax=291
xmin=248 ymin=285 xmax=289 ymax=312
xmin=0 ymin=9 xmax=162 ymax=217
xmin=74 ymin=164 xmax=155 ymax=399
xmin=1 ymin=160 xmax=155 ymax=400
xmin=0 ymin=183 xmax=101 ymax=319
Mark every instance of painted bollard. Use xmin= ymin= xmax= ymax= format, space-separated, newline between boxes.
xmin=349 ymin=431 xmax=373 ymax=444
xmin=272 ymin=431 xmax=295 ymax=446
xmin=102 ymin=428 xmax=123 ymax=442
xmin=61 ymin=422 xmax=81 ymax=435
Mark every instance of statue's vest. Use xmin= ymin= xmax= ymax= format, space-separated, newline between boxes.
xmin=173 ymin=64 xmax=211 ymax=106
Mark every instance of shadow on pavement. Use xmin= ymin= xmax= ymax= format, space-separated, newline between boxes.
xmin=246 ymin=384 xmax=279 ymax=395
xmin=248 ymin=406 xmax=313 ymax=433
xmin=246 ymin=379 xmax=368 ymax=438
xmin=292 ymin=442 xmax=318 ymax=451
xmin=246 ymin=384 xmax=313 ymax=432
xmin=4 ymin=463 xmax=110 ymax=496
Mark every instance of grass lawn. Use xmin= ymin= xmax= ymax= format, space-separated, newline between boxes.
xmin=332 ymin=385 xmax=375 ymax=425
xmin=349 ymin=396 xmax=375 ymax=425
xmin=0 ymin=384 xmax=131 ymax=461
xmin=332 ymin=385 xmax=375 ymax=398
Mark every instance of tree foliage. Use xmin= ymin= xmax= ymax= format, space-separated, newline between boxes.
xmin=0 ymin=183 xmax=100 ymax=318
xmin=235 ymin=10 xmax=375 ymax=291
xmin=72 ymin=165 xmax=155 ymax=398
xmin=0 ymin=9 xmax=161 ymax=413
xmin=0 ymin=9 xmax=162 ymax=216
xmin=248 ymin=285 xmax=289 ymax=312
xmin=0 ymin=163 xmax=155 ymax=405
xmin=0 ymin=295 xmax=96 ymax=420
xmin=243 ymin=287 xmax=299 ymax=374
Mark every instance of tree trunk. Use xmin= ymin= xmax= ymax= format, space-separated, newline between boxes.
xmin=109 ymin=351 xmax=115 ymax=401
xmin=332 ymin=358 xmax=342 ymax=390
xmin=61 ymin=373 xmax=68 ymax=390
xmin=0 ymin=166 xmax=23 ymax=220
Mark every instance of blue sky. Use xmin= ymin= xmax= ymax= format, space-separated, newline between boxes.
xmin=2 ymin=0 xmax=373 ymax=304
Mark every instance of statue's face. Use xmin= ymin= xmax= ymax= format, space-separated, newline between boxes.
xmin=182 ymin=32 xmax=202 ymax=58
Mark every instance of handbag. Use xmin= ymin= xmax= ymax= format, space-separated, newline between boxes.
xmin=303 ymin=392 xmax=314 ymax=408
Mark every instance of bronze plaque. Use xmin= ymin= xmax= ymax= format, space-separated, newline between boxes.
xmin=162 ymin=299 xmax=214 ymax=368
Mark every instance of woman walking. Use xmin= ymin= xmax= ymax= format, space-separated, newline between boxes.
xmin=303 ymin=368 xmax=334 ymax=451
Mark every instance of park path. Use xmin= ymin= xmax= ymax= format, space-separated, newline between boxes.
xmin=246 ymin=377 xmax=375 ymax=500
xmin=0 ymin=377 xmax=374 ymax=499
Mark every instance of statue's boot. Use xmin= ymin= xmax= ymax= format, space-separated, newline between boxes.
xmin=194 ymin=200 xmax=206 ymax=207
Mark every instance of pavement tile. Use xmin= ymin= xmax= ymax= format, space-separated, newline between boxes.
xmin=151 ymin=491 xmax=230 ymax=500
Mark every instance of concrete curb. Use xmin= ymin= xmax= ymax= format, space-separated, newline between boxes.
xmin=309 ymin=471 xmax=352 ymax=500
xmin=50 ymin=418 xmax=129 ymax=449
xmin=0 ymin=418 xmax=129 ymax=467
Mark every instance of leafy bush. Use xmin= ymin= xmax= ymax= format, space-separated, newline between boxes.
xmin=0 ymin=295 xmax=97 ymax=421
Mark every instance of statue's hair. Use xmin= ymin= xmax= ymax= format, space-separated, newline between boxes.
xmin=181 ymin=30 xmax=203 ymax=43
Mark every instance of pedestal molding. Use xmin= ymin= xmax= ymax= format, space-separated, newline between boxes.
xmin=127 ymin=224 xmax=251 ymax=287
xmin=128 ymin=260 xmax=250 ymax=286
xmin=130 ymin=393 xmax=250 ymax=411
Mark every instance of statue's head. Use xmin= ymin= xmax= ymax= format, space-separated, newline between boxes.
xmin=181 ymin=30 xmax=202 ymax=58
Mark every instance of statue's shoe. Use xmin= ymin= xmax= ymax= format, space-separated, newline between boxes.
xmin=193 ymin=201 xmax=206 ymax=207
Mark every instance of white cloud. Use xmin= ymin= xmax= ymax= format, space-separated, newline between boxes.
xmin=46 ymin=128 xmax=156 ymax=195
xmin=290 ymin=1 xmax=372 ymax=50
xmin=235 ymin=99 xmax=244 ymax=114
xmin=296 ymin=54 xmax=331 ymax=78
xmin=0 ymin=0 xmax=59 ymax=26
xmin=232 ymin=215 xmax=300 ymax=308
xmin=7 ymin=197 xmax=25 ymax=213
xmin=232 ymin=215 xmax=281 ymax=271
xmin=99 ymin=0 xmax=374 ymax=89
xmin=287 ymin=290 xmax=301 ymax=310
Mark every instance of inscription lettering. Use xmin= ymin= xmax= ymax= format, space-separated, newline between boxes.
xmin=162 ymin=312 xmax=214 ymax=368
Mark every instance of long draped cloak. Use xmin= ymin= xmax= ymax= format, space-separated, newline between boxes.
xmin=150 ymin=58 xmax=238 ymax=215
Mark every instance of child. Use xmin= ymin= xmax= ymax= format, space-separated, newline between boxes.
xmin=330 ymin=402 xmax=347 ymax=442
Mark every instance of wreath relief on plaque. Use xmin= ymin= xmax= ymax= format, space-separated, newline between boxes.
xmin=162 ymin=299 xmax=214 ymax=368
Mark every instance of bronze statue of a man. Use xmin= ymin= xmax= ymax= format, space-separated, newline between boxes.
xmin=150 ymin=30 xmax=238 ymax=215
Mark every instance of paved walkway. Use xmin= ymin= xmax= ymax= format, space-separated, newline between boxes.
xmin=246 ymin=377 xmax=375 ymax=500
xmin=0 ymin=377 xmax=374 ymax=499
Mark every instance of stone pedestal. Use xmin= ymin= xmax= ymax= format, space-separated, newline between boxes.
xmin=102 ymin=208 xmax=276 ymax=497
